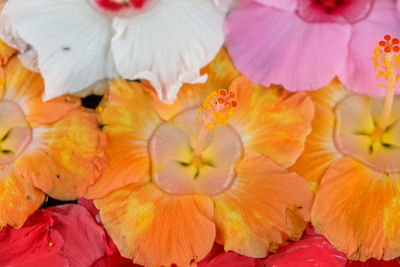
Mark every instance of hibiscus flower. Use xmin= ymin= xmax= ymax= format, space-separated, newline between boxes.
xmin=290 ymin=36 xmax=400 ymax=260
xmin=0 ymin=0 xmax=229 ymax=103
xmin=84 ymin=49 xmax=315 ymax=266
xmin=224 ymin=0 xmax=400 ymax=97
xmin=0 ymin=42 xmax=107 ymax=229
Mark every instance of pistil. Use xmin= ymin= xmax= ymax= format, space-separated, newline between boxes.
xmin=372 ymin=35 xmax=400 ymax=139
xmin=193 ymin=89 xmax=237 ymax=165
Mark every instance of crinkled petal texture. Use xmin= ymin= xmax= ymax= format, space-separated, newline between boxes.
xmin=212 ymin=153 xmax=313 ymax=257
xmin=1 ymin=57 xmax=107 ymax=201
xmin=230 ymin=77 xmax=314 ymax=168
xmin=112 ymin=0 xmax=224 ymax=103
xmin=0 ymin=204 xmax=109 ymax=267
xmin=0 ymin=168 xmax=44 ymax=229
xmin=338 ymin=0 xmax=400 ymax=97
xmin=86 ymin=80 xmax=161 ymax=199
xmin=0 ymin=0 xmax=225 ymax=103
xmin=0 ymin=0 xmax=117 ymax=100
xmin=95 ymin=184 xmax=216 ymax=267
xmin=312 ymin=157 xmax=400 ymax=261
xmin=290 ymin=80 xmax=348 ymax=192
xmin=94 ymin=49 xmax=314 ymax=266
xmin=224 ymin=1 xmax=351 ymax=92
xmin=15 ymin=108 xmax=108 ymax=200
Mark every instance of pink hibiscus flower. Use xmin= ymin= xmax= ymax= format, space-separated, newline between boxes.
xmin=225 ymin=0 xmax=400 ymax=97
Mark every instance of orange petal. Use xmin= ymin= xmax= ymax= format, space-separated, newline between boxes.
xmin=308 ymin=78 xmax=351 ymax=110
xmin=231 ymin=80 xmax=314 ymax=168
xmin=312 ymin=157 xmax=400 ymax=261
xmin=0 ymin=167 xmax=44 ymax=229
xmin=95 ymin=183 xmax=215 ymax=267
xmin=289 ymin=103 xmax=342 ymax=193
xmin=153 ymin=48 xmax=241 ymax=120
xmin=3 ymin=57 xmax=78 ymax=126
xmin=0 ymin=65 xmax=4 ymax=98
xmin=0 ymin=38 xmax=17 ymax=66
xmin=14 ymin=108 xmax=107 ymax=200
xmin=212 ymin=153 xmax=313 ymax=257
xmin=86 ymin=79 xmax=161 ymax=198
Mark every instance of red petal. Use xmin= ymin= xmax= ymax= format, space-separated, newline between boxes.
xmin=197 ymin=243 xmax=264 ymax=267
xmin=263 ymin=225 xmax=347 ymax=267
xmin=46 ymin=205 xmax=108 ymax=267
xmin=0 ymin=210 xmax=67 ymax=267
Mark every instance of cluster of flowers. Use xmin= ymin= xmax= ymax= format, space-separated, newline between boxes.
xmin=0 ymin=0 xmax=399 ymax=266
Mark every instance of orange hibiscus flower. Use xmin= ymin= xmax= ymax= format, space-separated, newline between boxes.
xmin=290 ymin=35 xmax=400 ymax=260
xmin=0 ymin=42 xmax=107 ymax=229
xmin=87 ymin=49 xmax=315 ymax=266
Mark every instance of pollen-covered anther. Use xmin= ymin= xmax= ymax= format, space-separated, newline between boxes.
xmin=195 ymin=88 xmax=238 ymax=133
xmin=372 ymin=35 xmax=400 ymax=91
xmin=378 ymin=35 xmax=400 ymax=55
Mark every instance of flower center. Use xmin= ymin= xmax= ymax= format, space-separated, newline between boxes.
xmin=86 ymin=0 xmax=159 ymax=18
xmin=334 ymin=94 xmax=400 ymax=173
xmin=296 ymin=0 xmax=373 ymax=23
xmin=0 ymin=100 xmax=32 ymax=168
xmin=315 ymin=0 xmax=347 ymax=13
xmin=149 ymin=107 xmax=243 ymax=195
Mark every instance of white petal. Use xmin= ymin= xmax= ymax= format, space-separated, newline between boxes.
xmin=211 ymin=0 xmax=239 ymax=12
xmin=18 ymin=48 xmax=39 ymax=72
xmin=111 ymin=0 xmax=225 ymax=103
xmin=0 ymin=0 xmax=117 ymax=100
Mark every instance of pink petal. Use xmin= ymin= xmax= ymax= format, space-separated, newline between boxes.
xmin=338 ymin=0 xmax=400 ymax=97
xmin=255 ymin=0 xmax=298 ymax=11
xmin=263 ymin=225 xmax=348 ymax=267
xmin=225 ymin=2 xmax=351 ymax=92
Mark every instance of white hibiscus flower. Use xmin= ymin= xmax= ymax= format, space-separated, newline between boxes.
xmin=0 ymin=0 xmax=230 ymax=103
